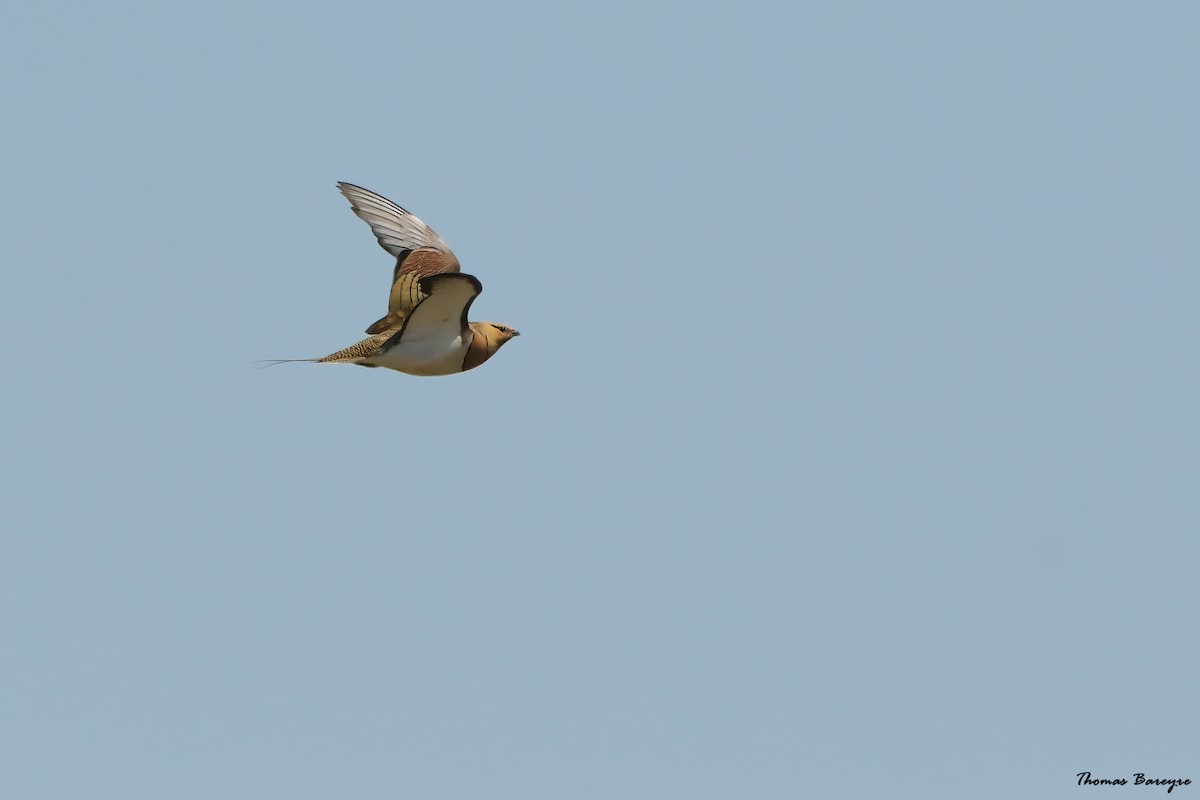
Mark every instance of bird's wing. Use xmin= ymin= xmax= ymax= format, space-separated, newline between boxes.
xmin=336 ymin=182 xmax=463 ymax=335
xmin=383 ymin=273 xmax=483 ymax=350
xmin=337 ymin=182 xmax=455 ymax=256
xmin=369 ymin=248 xmax=463 ymax=334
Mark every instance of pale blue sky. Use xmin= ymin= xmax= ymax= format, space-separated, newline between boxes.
xmin=2 ymin=1 xmax=1197 ymax=798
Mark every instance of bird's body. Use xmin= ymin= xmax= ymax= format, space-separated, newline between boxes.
xmin=266 ymin=182 xmax=519 ymax=376
xmin=369 ymin=329 xmax=472 ymax=376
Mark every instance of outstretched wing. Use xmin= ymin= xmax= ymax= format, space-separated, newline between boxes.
xmin=336 ymin=182 xmax=462 ymax=334
xmin=384 ymin=273 xmax=483 ymax=349
xmin=337 ymin=182 xmax=454 ymax=256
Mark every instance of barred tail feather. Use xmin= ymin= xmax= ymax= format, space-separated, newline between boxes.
xmin=258 ymin=333 xmax=389 ymax=369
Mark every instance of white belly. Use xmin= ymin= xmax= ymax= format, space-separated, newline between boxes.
xmin=366 ymin=331 xmax=469 ymax=376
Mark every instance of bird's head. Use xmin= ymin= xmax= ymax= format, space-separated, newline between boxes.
xmin=462 ymin=322 xmax=520 ymax=372
xmin=478 ymin=322 xmax=521 ymax=349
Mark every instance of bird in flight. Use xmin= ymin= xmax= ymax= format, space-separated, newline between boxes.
xmin=265 ymin=182 xmax=519 ymax=376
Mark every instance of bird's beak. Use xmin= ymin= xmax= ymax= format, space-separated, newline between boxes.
xmin=512 ymin=329 xmax=521 ymax=337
